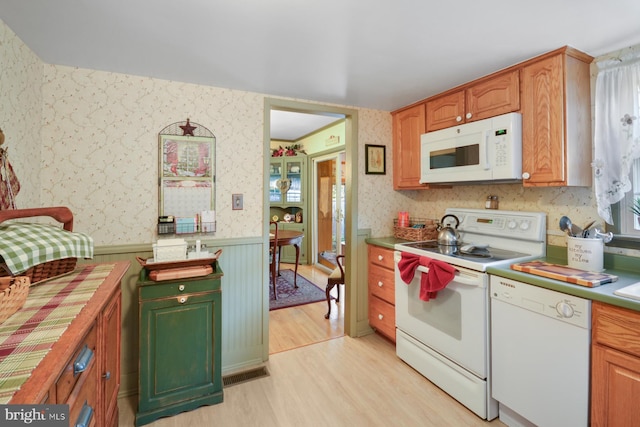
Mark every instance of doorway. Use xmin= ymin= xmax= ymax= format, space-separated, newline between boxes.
xmin=264 ymin=98 xmax=358 ymax=353
xmin=314 ymin=151 xmax=346 ymax=270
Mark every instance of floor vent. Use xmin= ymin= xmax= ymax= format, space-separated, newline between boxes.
xmin=222 ymin=366 xmax=269 ymax=388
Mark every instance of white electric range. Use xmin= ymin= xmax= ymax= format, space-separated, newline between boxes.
xmin=393 ymin=208 xmax=546 ymax=420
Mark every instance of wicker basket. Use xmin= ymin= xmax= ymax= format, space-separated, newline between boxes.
xmin=0 ymin=276 xmax=30 ymax=323
xmin=393 ymin=217 xmax=439 ymax=241
xmin=4 ymin=258 xmax=78 ymax=283
xmin=0 ymin=207 xmax=79 ymax=283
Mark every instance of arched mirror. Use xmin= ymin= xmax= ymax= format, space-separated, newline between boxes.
xmin=158 ymin=119 xmax=216 ymax=234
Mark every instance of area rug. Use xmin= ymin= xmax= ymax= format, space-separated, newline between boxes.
xmin=269 ymin=269 xmax=326 ymax=311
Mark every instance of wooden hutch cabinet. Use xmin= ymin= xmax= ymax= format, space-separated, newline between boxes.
xmin=8 ymin=262 xmax=128 ymax=427
xmin=136 ymin=263 xmax=223 ymax=426
xmin=269 ymin=155 xmax=308 ymax=263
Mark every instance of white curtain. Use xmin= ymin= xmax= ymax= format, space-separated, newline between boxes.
xmin=593 ymin=51 xmax=640 ymax=224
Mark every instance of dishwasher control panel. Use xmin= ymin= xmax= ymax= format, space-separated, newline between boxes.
xmin=490 ymin=276 xmax=591 ymax=329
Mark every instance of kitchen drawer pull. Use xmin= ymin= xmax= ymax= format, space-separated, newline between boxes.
xmin=378 ymin=314 xmax=384 ymax=320
xmin=103 ymin=371 xmax=111 ymax=380
xmin=178 ymin=296 xmax=188 ymax=304
xmin=179 ymin=284 xmax=185 ymax=292
xmin=377 ymin=281 xmax=384 ymax=287
xmin=73 ymin=345 xmax=94 ymax=376
xmin=377 ymin=255 xmax=384 ymax=261
xmin=75 ymin=402 xmax=93 ymax=427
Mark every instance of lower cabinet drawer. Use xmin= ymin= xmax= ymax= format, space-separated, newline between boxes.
xmin=593 ymin=301 xmax=640 ymax=358
xmin=368 ymin=245 xmax=395 ymax=270
xmin=369 ymin=295 xmax=395 ymax=342
xmin=368 ymin=264 xmax=395 ymax=304
xmin=68 ymin=363 xmax=97 ymax=427
xmin=57 ymin=324 xmax=97 ymax=404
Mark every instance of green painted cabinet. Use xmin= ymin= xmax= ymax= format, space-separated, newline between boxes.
xmin=279 ymin=222 xmax=307 ymax=264
xmin=135 ymin=263 xmax=223 ymax=426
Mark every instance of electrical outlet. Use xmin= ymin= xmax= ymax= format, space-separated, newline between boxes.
xmin=232 ymin=194 xmax=243 ymax=210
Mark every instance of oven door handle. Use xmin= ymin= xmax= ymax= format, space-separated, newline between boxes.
xmin=415 ymin=265 xmax=481 ymax=287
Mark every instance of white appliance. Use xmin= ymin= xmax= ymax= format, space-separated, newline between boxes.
xmin=419 ymin=112 xmax=522 ymax=184
xmin=394 ymin=208 xmax=546 ymax=420
xmin=491 ymin=276 xmax=591 ymax=427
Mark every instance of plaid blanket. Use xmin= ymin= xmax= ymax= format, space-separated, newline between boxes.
xmin=0 ymin=264 xmax=114 ymax=403
xmin=0 ymin=223 xmax=94 ymax=275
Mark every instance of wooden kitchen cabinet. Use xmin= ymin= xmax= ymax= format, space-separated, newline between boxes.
xmin=136 ymin=264 xmax=223 ymax=426
xmin=425 ymin=69 xmax=520 ymax=132
xmin=392 ymin=103 xmax=428 ymax=190
xmin=367 ymin=244 xmax=396 ymax=342
xmin=520 ymin=47 xmax=593 ymax=187
xmin=591 ymin=301 xmax=640 ymax=425
xmin=8 ymin=262 xmax=129 ymax=427
xmin=100 ymin=287 xmax=122 ymax=427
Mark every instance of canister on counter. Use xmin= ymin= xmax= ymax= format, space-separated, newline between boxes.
xmin=398 ymin=211 xmax=409 ymax=227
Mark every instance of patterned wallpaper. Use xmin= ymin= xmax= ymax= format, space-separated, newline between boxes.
xmin=2 ymin=18 xmax=638 ymax=256
xmin=0 ymin=20 xmax=42 ymax=208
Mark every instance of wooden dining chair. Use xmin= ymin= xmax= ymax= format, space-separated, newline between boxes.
xmin=269 ymin=221 xmax=279 ymax=299
xmin=325 ymin=255 xmax=345 ymax=319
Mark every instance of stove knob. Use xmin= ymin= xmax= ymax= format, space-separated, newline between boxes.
xmin=556 ymin=301 xmax=574 ymax=318
xmin=520 ymin=221 xmax=530 ymax=231
xmin=507 ymin=220 xmax=517 ymax=229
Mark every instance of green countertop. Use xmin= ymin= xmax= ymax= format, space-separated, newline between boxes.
xmin=367 ymin=237 xmax=640 ymax=312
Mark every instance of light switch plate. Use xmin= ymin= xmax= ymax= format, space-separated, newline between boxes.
xmin=232 ymin=194 xmax=243 ymax=210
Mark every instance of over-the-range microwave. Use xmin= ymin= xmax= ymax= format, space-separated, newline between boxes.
xmin=419 ymin=112 xmax=522 ymax=185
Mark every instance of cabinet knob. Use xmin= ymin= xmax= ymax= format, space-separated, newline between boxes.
xmin=456 ymin=116 xmax=462 ymax=122
xmin=103 ymin=371 xmax=111 ymax=380
xmin=466 ymin=112 xmax=472 ymax=119
xmin=178 ymin=284 xmax=185 ymax=292
xmin=378 ymin=281 xmax=383 ymax=287
xmin=178 ymin=296 xmax=188 ymax=304
xmin=377 ymin=255 xmax=383 ymax=261
xmin=522 ymin=172 xmax=531 ymax=180
xmin=378 ymin=314 xmax=384 ymax=320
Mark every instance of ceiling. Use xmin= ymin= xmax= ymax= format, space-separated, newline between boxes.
xmin=270 ymin=110 xmax=344 ymax=141
xmin=2 ymin=1 xmax=640 ymax=140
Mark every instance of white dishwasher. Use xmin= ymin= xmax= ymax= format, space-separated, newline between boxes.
xmin=490 ymin=275 xmax=591 ymax=427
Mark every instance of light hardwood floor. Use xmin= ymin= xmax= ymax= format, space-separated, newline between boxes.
xmin=119 ymin=263 xmax=505 ymax=426
xmin=269 ymin=263 xmax=344 ymax=354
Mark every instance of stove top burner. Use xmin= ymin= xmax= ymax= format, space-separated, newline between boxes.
xmin=401 ymin=240 xmax=530 ymax=263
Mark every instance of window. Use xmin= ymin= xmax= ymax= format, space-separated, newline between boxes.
xmin=615 ymin=160 xmax=640 ymax=233
xmin=592 ymin=46 xmax=640 ymax=247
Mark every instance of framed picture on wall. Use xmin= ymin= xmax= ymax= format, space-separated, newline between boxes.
xmin=365 ymin=144 xmax=386 ymax=175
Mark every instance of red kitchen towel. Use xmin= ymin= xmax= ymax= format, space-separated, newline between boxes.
xmin=398 ymin=252 xmax=457 ymax=301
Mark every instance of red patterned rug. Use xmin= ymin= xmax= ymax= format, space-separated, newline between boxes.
xmin=269 ymin=269 xmax=326 ymax=311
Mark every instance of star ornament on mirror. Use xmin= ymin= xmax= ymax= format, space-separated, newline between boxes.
xmin=180 ymin=118 xmax=197 ymax=136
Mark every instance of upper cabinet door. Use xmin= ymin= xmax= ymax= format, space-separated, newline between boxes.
xmin=426 ymin=70 xmax=519 ymax=132
xmin=425 ymin=91 xmax=465 ymax=132
xmin=393 ymin=103 xmax=428 ymax=190
xmin=465 ymin=69 xmax=520 ymax=122
xmin=521 ymin=55 xmax=565 ymax=185
xmin=284 ymin=158 xmax=304 ymax=204
xmin=520 ymin=50 xmax=592 ymax=187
